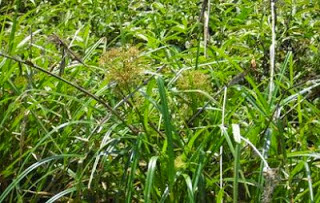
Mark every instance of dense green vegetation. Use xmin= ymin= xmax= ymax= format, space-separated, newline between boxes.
xmin=0 ymin=0 xmax=319 ymax=202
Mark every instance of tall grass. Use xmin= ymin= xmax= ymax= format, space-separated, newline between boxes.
xmin=0 ymin=0 xmax=319 ymax=202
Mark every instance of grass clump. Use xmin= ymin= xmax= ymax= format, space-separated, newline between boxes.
xmin=0 ymin=0 xmax=319 ymax=202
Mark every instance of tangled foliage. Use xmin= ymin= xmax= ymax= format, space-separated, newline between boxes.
xmin=1 ymin=0 xmax=320 ymax=202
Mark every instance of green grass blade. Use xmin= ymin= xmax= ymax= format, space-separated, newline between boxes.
xmin=144 ymin=156 xmax=159 ymax=203
xmin=182 ymin=173 xmax=195 ymax=203
xmin=125 ymin=137 xmax=142 ymax=203
xmin=304 ymin=161 xmax=314 ymax=202
xmin=46 ymin=187 xmax=77 ymax=203
xmin=157 ymin=77 xmax=175 ymax=193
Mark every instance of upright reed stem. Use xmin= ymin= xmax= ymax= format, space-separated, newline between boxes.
xmin=220 ymin=87 xmax=228 ymax=193
xmin=204 ymin=0 xmax=211 ymax=58
xmin=268 ymin=0 xmax=276 ymax=102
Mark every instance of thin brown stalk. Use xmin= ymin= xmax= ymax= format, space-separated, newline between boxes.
xmin=198 ymin=0 xmax=209 ymax=22
xmin=49 ymin=33 xmax=90 ymax=68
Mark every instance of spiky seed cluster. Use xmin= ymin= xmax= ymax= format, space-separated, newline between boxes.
xmin=14 ymin=76 xmax=27 ymax=89
xmin=99 ymin=46 xmax=143 ymax=89
xmin=174 ymin=155 xmax=186 ymax=170
xmin=176 ymin=70 xmax=211 ymax=119
xmin=177 ymin=70 xmax=211 ymax=93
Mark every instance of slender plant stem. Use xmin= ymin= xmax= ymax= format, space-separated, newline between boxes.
xmin=233 ymin=143 xmax=240 ymax=203
xmin=220 ymin=87 xmax=228 ymax=192
xmin=268 ymin=0 xmax=276 ymax=102
xmin=204 ymin=0 xmax=210 ymax=58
